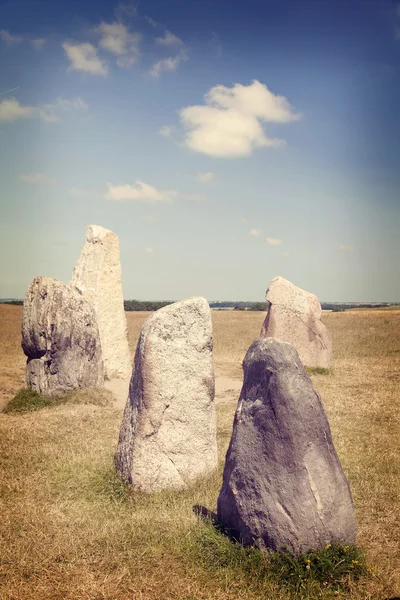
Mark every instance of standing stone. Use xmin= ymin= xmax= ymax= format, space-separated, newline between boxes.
xmin=70 ymin=224 xmax=131 ymax=380
xmin=260 ymin=276 xmax=332 ymax=368
xmin=115 ymin=297 xmax=218 ymax=493
xmin=217 ymin=338 xmax=356 ymax=555
xmin=22 ymin=276 xmax=104 ymax=395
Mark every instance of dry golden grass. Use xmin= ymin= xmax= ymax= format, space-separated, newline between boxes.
xmin=0 ymin=305 xmax=399 ymax=599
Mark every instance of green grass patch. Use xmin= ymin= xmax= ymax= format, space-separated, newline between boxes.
xmin=306 ymin=367 xmax=333 ymax=376
xmin=3 ymin=388 xmax=60 ymax=413
xmin=186 ymin=520 xmax=368 ymax=597
xmin=3 ymin=387 xmax=113 ymax=414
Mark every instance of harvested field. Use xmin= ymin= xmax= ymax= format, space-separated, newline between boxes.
xmin=0 ymin=305 xmax=399 ymax=599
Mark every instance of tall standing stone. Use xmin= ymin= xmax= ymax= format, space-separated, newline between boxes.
xmin=217 ymin=338 xmax=356 ymax=555
xmin=22 ymin=276 xmax=104 ymax=395
xmin=115 ymin=297 xmax=218 ymax=493
xmin=70 ymin=224 xmax=131 ymax=379
xmin=260 ymin=276 xmax=332 ymax=368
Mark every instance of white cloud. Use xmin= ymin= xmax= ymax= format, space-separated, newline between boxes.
xmin=150 ymin=50 xmax=187 ymax=77
xmin=0 ymin=29 xmax=24 ymax=44
xmin=194 ymin=171 xmax=214 ymax=184
xmin=267 ymin=237 xmax=283 ymax=246
xmin=340 ymin=244 xmax=355 ymax=252
xmin=20 ymin=173 xmax=55 ymax=185
xmin=0 ymin=98 xmax=35 ymax=122
xmin=105 ymin=180 xmax=178 ymax=203
xmin=155 ymin=30 xmax=183 ymax=46
xmin=62 ymin=41 xmax=108 ymax=76
xmin=0 ymin=96 xmax=87 ymax=123
xmin=179 ymin=79 xmax=301 ymax=157
xmin=144 ymin=247 xmax=154 ymax=253
xmin=283 ymin=251 xmax=290 ymax=256
xmin=159 ymin=125 xmax=175 ymax=136
xmin=238 ymin=217 xmax=247 ymax=224
xmin=94 ymin=21 xmax=140 ymax=67
xmin=68 ymin=187 xmax=101 ymax=199
xmin=249 ymin=228 xmax=262 ymax=237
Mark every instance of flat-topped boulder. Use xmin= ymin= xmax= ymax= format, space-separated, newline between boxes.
xmin=217 ymin=337 xmax=356 ymax=555
xmin=70 ymin=224 xmax=131 ymax=379
xmin=115 ymin=297 xmax=218 ymax=493
xmin=22 ymin=276 xmax=104 ymax=395
xmin=260 ymin=276 xmax=332 ymax=368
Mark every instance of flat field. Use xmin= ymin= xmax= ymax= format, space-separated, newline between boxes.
xmin=0 ymin=305 xmax=399 ymax=599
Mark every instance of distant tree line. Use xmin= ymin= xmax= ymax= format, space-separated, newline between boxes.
xmin=124 ymin=300 xmax=173 ymax=312
xmin=1 ymin=299 xmax=398 ymax=312
xmin=0 ymin=299 xmax=23 ymax=306
xmin=321 ymin=303 xmax=395 ymax=311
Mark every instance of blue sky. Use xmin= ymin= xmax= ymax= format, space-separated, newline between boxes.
xmin=0 ymin=0 xmax=399 ymax=302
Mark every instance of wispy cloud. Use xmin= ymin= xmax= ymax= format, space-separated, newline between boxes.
xmin=0 ymin=30 xmax=23 ymax=44
xmin=0 ymin=98 xmax=35 ymax=122
xmin=62 ymin=41 xmax=108 ymax=76
xmin=209 ymin=31 xmax=222 ymax=57
xmin=159 ymin=125 xmax=175 ymax=136
xmin=20 ymin=173 xmax=55 ymax=185
xmin=31 ymin=38 xmax=46 ymax=49
xmin=150 ymin=50 xmax=187 ymax=77
xmin=115 ymin=2 xmax=138 ymax=19
xmin=155 ymin=30 xmax=183 ymax=46
xmin=238 ymin=217 xmax=248 ymax=224
xmin=94 ymin=21 xmax=140 ymax=67
xmin=105 ymin=181 xmax=178 ymax=203
xmin=0 ymin=96 xmax=87 ymax=123
xmin=39 ymin=97 xmax=88 ymax=122
xmin=194 ymin=171 xmax=214 ymax=184
xmin=339 ymin=244 xmax=355 ymax=252
xmin=283 ymin=251 xmax=290 ymax=256
xmin=178 ymin=80 xmax=301 ymax=157
xmin=144 ymin=247 xmax=154 ymax=253
xmin=105 ymin=181 xmax=205 ymax=204
xmin=249 ymin=228 xmax=262 ymax=237
xmin=0 ymin=29 xmax=46 ymax=48
xmin=266 ymin=237 xmax=283 ymax=246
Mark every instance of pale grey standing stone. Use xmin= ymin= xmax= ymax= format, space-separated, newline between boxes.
xmin=115 ymin=297 xmax=218 ymax=493
xmin=217 ymin=338 xmax=356 ymax=555
xmin=22 ymin=276 xmax=104 ymax=395
xmin=70 ymin=224 xmax=131 ymax=379
xmin=260 ymin=276 xmax=332 ymax=368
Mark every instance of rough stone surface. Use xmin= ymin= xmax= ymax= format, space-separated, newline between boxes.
xmin=217 ymin=338 xmax=356 ymax=555
xmin=22 ymin=276 xmax=104 ymax=395
xmin=260 ymin=276 xmax=332 ymax=368
xmin=70 ymin=224 xmax=131 ymax=379
xmin=115 ymin=297 xmax=218 ymax=493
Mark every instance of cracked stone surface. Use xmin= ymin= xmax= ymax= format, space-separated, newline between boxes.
xmin=260 ymin=275 xmax=332 ymax=368
xmin=115 ymin=296 xmax=218 ymax=493
xmin=217 ymin=337 xmax=356 ymax=555
xmin=70 ymin=224 xmax=131 ymax=380
xmin=22 ymin=276 xmax=104 ymax=395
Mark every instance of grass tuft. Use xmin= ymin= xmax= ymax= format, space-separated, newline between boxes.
xmin=306 ymin=367 xmax=332 ymax=376
xmin=187 ymin=520 xmax=367 ymax=596
xmin=3 ymin=386 xmax=113 ymax=413
xmin=3 ymin=387 xmax=59 ymax=413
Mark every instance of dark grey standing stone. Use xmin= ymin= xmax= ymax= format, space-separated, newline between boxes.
xmin=22 ymin=276 xmax=104 ymax=395
xmin=217 ymin=337 xmax=356 ymax=555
